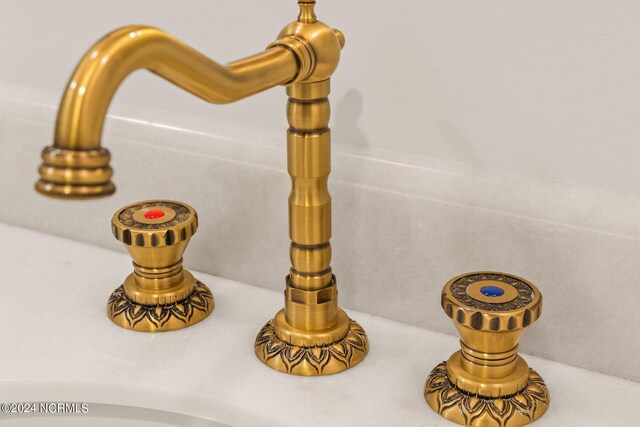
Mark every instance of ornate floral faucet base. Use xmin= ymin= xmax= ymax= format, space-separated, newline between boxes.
xmin=424 ymin=362 xmax=549 ymax=427
xmin=107 ymin=281 xmax=214 ymax=332
xmin=254 ymin=309 xmax=369 ymax=376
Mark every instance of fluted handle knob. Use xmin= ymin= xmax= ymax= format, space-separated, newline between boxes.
xmin=111 ymin=200 xmax=197 ymax=249
xmin=441 ymin=272 xmax=542 ymax=333
xmin=107 ymin=200 xmax=213 ymax=332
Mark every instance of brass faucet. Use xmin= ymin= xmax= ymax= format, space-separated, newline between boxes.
xmin=425 ymin=272 xmax=549 ymax=427
xmin=35 ymin=0 xmax=368 ymax=376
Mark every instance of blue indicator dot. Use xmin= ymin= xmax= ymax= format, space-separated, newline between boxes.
xmin=480 ymin=286 xmax=504 ymax=297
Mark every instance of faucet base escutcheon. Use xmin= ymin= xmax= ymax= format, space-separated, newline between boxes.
xmin=108 ymin=279 xmax=214 ymax=332
xmin=425 ymin=361 xmax=549 ymax=427
xmin=255 ymin=309 xmax=368 ymax=376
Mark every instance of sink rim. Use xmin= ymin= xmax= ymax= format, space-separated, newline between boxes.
xmin=0 ymin=378 xmax=302 ymax=427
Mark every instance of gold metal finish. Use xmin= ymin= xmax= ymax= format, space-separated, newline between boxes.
xmin=255 ymin=1 xmax=368 ymax=375
xmin=36 ymin=1 xmax=367 ymax=374
xmin=36 ymin=26 xmax=298 ymax=199
xmin=108 ymin=200 xmax=214 ymax=332
xmin=424 ymin=272 xmax=549 ymax=427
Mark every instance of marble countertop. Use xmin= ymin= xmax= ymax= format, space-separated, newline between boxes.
xmin=0 ymin=222 xmax=638 ymax=426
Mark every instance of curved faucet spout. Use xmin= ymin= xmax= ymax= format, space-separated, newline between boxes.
xmin=56 ymin=26 xmax=298 ymax=150
xmin=36 ymin=25 xmax=299 ymax=199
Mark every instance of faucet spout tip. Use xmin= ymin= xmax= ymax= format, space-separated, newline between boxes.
xmin=35 ymin=146 xmax=115 ymax=199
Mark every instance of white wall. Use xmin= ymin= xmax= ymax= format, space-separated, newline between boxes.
xmin=2 ymin=0 xmax=640 ymax=195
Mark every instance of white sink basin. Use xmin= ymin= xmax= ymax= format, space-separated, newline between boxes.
xmin=0 ymin=380 xmax=295 ymax=427
xmin=4 ymin=404 xmax=225 ymax=427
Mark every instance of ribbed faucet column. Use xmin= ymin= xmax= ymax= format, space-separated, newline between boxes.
xmin=254 ymin=1 xmax=368 ymax=375
xmin=284 ymin=79 xmax=338 ymax=331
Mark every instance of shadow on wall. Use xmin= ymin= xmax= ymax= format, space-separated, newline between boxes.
xmin=435 ymin=113 xmax=554 ymax=178
xmin=334 ymin=88 xmax=368 ymax=150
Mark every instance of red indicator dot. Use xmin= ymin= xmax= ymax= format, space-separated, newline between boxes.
xmin=144 ymin=209 xmax=165 ymax=220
